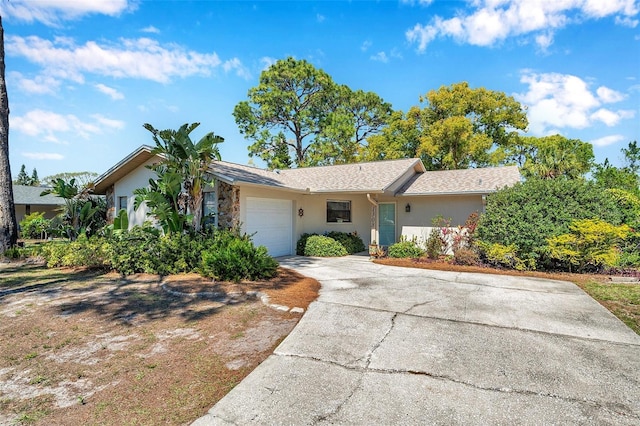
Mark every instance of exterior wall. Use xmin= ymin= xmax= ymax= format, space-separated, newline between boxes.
xmin=113 ymin=159 xmax=157 ymax=228
xmin=390 ymin=194 xmax=484 ymax=247
xmin=14 ymin=204 xmax=60 ymax=224
xmin=235 ymin=187 xmax=375 ymax=251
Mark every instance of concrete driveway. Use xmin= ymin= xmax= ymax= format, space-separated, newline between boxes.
xmin=194 ymin=255 xmax=640 ymax=425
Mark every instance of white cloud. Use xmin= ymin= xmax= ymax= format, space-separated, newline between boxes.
xmin=223 ymin=58 xmax=251 ymax=79
xmin=316 ymin=13 xmax=325 ymax=23
xmin=22 ymin=152 xmax=64 ymax=160
xmin=6 ymin=35 xmax=226 ymax=84
xmin=400 ymin=0 xmax=435 ymax=6
xmin=407 ymin=0 xmax=640 ymax=52
xmin=95 ymin=83 xmax=124 ymax=100
xmin=591 ymin=134 xmax=625 ymax=147
xmin=516 ymin=71 xmax=635 ymax=134
xmin=597 ymin=86 xmax=626 ymax=103
xmin=0 ymin=0 xmax=134 ymax=26
xmin=9 ymin=71 xmax=61 ymax=95
xmin=361 ymin=40 xmax=372 ymax=52
xmin=370 ymin=48 xmax=402 ymax=63
xmin=370 ymin=52 xmax=389 ymax=63
xmin=91 ymin=114 xmax=125 ymax=129
xmin=12 ymin=109 xmax=121 ymax=142
xmin=141 ymin=25 xmax=160 ymax=34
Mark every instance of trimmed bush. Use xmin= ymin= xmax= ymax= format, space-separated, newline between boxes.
xmin=546 ymin=219 xmax=630 ymax=273
xmin=478 ymin=241 xmax=529 ymax=271
xmin=325 ymin=231 xmax=365 ymax=254
xmin=304 ymin=235 xmax=348 ymax=257
xmin=388 ymin=240 xmax=424 ymax=258
xmin=200 ymin=231 xmax=278 ymax=281
xmin=296 ymin=233 xmax=317 ymax=255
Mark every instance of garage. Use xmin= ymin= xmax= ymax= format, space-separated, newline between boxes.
xmin=245 ymin=197 xmax=293 ymax=257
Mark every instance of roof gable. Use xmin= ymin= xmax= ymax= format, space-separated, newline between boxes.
xmin=13 ymin=185 xmax=64 ymax=206
xmin=211 ymin=158 xmax=425 ymax=194
xmin=398 ymin=165 xmax=521 ymax=196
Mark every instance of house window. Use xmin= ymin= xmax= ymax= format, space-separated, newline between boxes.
xmin=118 ymin=196 xmax=127 ymax=211
xmin=203 ymin=191 xmax=217 ymax=228
xmin=327 ymin=200 xmax=351 ymax=223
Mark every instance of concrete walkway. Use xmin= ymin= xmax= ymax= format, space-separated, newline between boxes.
xmin=194 ymin=256 xmax=640 ymax=425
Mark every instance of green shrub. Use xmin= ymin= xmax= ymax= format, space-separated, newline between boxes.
xmin=546 ymin=219 xmax=630 ymax=272
xmin=105 ymin=225 xmax=163 ymax=275
xmin=200 ymin=230 xmax=278 ymax=282
xmin=40 ymin=235 xmax=108 ymax=268
xmin=478 ymin=241 xmax=530 ymax=271
xmin=453 ymin=247 xmax=480 ymax=266
xmin=304 ymin=235 xmax=348 ymax=257
xmin=325 ymin=231 xmax=365 ymax=254
xmin=388 ymin=240 xmax=424 ymax=258
xmin=20 ymin=212 xmax=51 ymax=239
xmin=425 ymin=228 xmax=442 ymax=259
xmin=296 ymin=233 xmax=318 ymax=255
xmin=478 ymin=178 xmax=622 ymax=269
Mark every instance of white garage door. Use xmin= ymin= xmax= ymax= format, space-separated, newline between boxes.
xmin=246 ymin=197 xmax=293 ymax=257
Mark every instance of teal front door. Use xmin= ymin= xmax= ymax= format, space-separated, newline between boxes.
xmin=378 ymin=203 xmax=396 ymax=246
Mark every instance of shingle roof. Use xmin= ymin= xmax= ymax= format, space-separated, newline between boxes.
xmin=398 ymin=165 xmax=521 ymax=195
xmin=12 ymin=185 xmax=65 ymax=206
xmin=211 ymin=158 xmax=425 ymax=193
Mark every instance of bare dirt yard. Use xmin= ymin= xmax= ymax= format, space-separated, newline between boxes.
xmin=0 ymin=261 xmax=320 ymax=425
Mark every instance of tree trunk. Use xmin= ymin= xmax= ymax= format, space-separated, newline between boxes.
xmin=0 ymin=16 xmax=18 ymax=253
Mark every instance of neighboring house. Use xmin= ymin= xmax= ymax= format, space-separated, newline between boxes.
xmin=94 ymin=145 xmax=521 ymax=257
xmin=12 ymin=184 xmax=64 ymax=223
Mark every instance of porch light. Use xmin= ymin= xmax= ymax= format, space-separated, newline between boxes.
xmin=405 ymin=203 xmax=411 ymax=213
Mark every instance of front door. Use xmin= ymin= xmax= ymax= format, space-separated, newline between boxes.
xmin=378 ymin=203 xmax=396 ymax=246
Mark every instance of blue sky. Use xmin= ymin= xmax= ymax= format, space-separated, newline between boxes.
xmin=1 ymin=0 xmax=639 ymax=180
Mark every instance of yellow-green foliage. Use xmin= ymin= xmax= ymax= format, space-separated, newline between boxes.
xmin=478 ymin=241 xmax=531 ymax=271
xmin=546 ymin=219 xmax=630 ymax=272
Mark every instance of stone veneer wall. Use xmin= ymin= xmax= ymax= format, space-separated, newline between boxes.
xmin=217 ymin=181 xmax=240 ymax=229
xmin=105 ymin=184 xmax=115 ymax=223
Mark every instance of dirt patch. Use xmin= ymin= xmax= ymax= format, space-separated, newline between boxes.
xmin=0 ymin=263 xmax=319 ymax=425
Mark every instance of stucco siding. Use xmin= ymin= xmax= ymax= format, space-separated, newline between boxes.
xmin=392 ymin=194 xmax=484 ymax=247
xmin=113 ymin=159 xmax=157 ymax=228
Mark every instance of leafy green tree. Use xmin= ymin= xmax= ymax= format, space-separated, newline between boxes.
xmin=361 ymin=109 xmax=422 ymax=161
xmin=593 ymin=159 xmax=639 ymax=194
xmin=43 ymin=171 xmax=98 ymax=188
xmin=362 ymin=82 xmax=528 ymax=170
xmin=622 ymin=141 xmax=640 ymax=175
xmin=0 ymin=16 xmax=18 ymax=253
xmin=234 ymin=57 xmax=391 ymax=167
xmin=477 ymin=178 xmax=622 ymax=269
xmin=308 ymin=86 xmax=393 ymax=165
xmin=139 ymin=122 xmax=223 ymax=232
xmin=517 ymin=134 xmax=594 ymax=180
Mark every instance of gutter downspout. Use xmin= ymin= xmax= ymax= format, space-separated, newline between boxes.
xmin=367 ymin=194 xmax=378 ymax=245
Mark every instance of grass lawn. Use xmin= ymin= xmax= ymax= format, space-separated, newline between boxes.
xmin=0 ymin=262 xmax=319 ymax=425
xmin=376 ymin=258 xmax=640 ymax=336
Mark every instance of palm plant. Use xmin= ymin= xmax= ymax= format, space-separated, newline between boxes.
xmin=141 ymin=123 xmax=223 ymax=232
xmin=40 ymin=178 xmax=98 ymax=240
